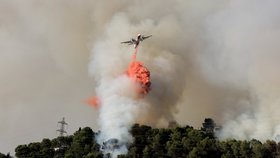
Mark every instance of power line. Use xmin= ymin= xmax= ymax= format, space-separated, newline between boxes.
xmin=56 ymin=117 xmax=68 ymax=137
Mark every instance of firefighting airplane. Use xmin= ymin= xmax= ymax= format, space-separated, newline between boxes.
xmin=121 ymin=34 xmax=152 ymax=48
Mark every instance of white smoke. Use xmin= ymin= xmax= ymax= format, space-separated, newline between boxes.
xmin=95 ymin=75 xmax=141 ymax=156
xmin=89 ymin=16 xmax=143 ymax=156
xmin=202 ymin=0 xmax=280 ymax=141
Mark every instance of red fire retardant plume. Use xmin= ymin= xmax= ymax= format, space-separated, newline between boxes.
xmin=127 ymin=49 xmax=151 ymax=95
xmin=86 ymin=96 xmax=100 ymax=109
xmin=86 ymin=48 xmax=151 ymax=107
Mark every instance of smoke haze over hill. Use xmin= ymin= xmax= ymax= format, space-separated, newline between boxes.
xmin=1 ymin=0 xmax=280 ymax=154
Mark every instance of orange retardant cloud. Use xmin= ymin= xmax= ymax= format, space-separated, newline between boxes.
xmin=86 ymin=96 xmax=100 ymax=108
xmin=127 ymin=59 xmax=151 ymax=95
xmin=86 ymin=48 xmax=151 ymax=108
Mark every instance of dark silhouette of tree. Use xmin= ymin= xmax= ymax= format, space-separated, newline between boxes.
xmin=65 ymin=127 xmax=96 ymax=157
xmin=15 ymin=144 xmax=30 ymax=158
xmin=143 ymin=145 xmax=153 ymax=158
xmin=0 ymin=153 xmax=5 ymax=158
xmin=151 ymin=128 xmax=171 ymax=157
xmin=128 ymin=124 xmax=151 ymax=158
xmin=263 ymin=140 xmax=277 ymax=157
xmin=201 ymin=118 xmax=216 ymax=135
xmin=0 ymin=152 xmax=12 ymax=158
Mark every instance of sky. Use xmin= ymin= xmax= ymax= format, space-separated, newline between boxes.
xmin=1 ymin=0 xmax=280 ymax=154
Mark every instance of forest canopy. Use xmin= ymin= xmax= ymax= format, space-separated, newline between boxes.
xmin=5 ymin=119 xmax=280 ymax=158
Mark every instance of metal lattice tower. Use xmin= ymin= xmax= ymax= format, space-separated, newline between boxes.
xmin=56 ymin=117 xmax=68 ymax=137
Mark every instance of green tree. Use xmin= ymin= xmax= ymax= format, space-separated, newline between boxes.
xmin=129 ymin=124 xmax=152 ymax=158
xmin=151 ymin=128 xmax=171 ymax=157
xmin=182 ymin=127 xmax=206 ymax=155
xmin=231 ymin=140 xmax=241 ymax=158
xmin=40 ymin=138 xmax=54 ymax=158
xmin=143 ymin=145 xmax=153 ymax=158
xmin=13 ymin=123 xmax=280 ymax=158
xmin=251 ymin=139 xmax=271 ymax=158
xmin=28 ymin=142 xmax=42 ymax=157
xmin=219 ymin=140 xmax=234 ymax=158
xmin=84 ymin=152 xmax=103 ymax=158
xmin=65 ymin=127 xmax=94 ymax=157
xmin=240 ymin=140 xmax=252 ymax=158
xmin=263 ymin=140 xmax=277 ymax=157
xmin=15 ymin=144 xmax=30 ymax=158
xmin=188 ymin=137 xmax=220 ymax=158
xmin=167 ymin=127 xmax=184 ymax=158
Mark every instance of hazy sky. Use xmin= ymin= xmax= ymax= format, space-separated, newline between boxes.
xmin=1 ymin=0 xmax=280 ymax=154
xmin=0 ymin=0 xmax=98 ymax=154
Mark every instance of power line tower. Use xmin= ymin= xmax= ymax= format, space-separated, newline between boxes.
xmin=57 ymin=117 xmax=68 ymax=137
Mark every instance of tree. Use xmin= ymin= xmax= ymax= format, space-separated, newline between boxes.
xmin=182 ymin=127 xmax=206 ymax=154
xmin=0 ymin=153 xmax=5 ymax=158
xmin=40 ymin=138 xmax=54 ymax=158
xmin=27 ymin=142 xmax=42 ymax=157
xmin=219 ymin=140 xmax=234 ymax=158
xmin=65 ymin=127 xmax=94 ymax=157
xmin=189 ymin=137 xmax=220 ymax=158
xmin=251 ymin=139 xmax=272 ymax=158
xmin=167 ymin=127 xmax=184 ymax=158
xmin=151 ymin=128 xmax=171 ymax=157
xmin=167 ymin=140 xmax=183 ymax=158
xmin=84 ymin=152 xmax=103 ymax=158
xmin=15 ymin=144 xmax=30 ymax=158
xmin=230 ymin=140 xmax=241 ymax=157
xmin=263 ymin=140 xmax=277 ymax=157
xmin=128 ymin=124 xmax=152 ymax=158
xmin=12 ymin=123 xmax=280 ymax=158
xmin=0 ymin=153 xmax=11 ymax=158
xmin=143 ymin=145 xmax=153 ymax=158
xmin=201 ymin=118 xmax=216 ymax=136
xmin=240 ymin=140 xmax=252 ymax=158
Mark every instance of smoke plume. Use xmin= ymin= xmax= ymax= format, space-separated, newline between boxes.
xmin=90 ymin=47 xmax=151 ymax=156
xmin=1 ymin=0 xmax=280 ymax=154
xmin=89 ymin=0 xmax=280 ymax=143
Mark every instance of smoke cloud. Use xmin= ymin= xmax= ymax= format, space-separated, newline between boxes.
xmin=1 ymin=0 xmax=280 ymax=155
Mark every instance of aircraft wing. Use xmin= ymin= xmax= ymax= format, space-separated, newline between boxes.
xmin=141 ymin=35 xmax=152 ymax=41
xmin=58 ymin=121 xmax=68 ymax=125
xmin=121 ymin=40 xmax=133 ymax=44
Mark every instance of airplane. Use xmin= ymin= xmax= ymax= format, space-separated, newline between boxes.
xmin=121 ymin=34 xmax=152 ymax=48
